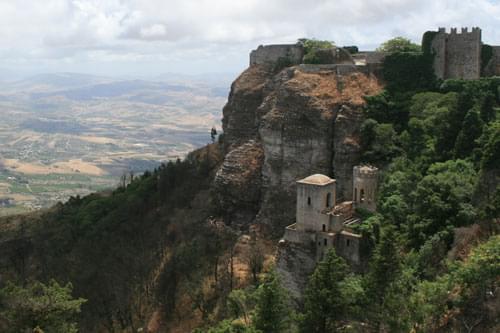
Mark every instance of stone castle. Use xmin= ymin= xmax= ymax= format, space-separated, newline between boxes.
xmin=249 ymin=27 xmax=500 ymax=80
xmin=282 ymin=165 xmax=378 ymax=268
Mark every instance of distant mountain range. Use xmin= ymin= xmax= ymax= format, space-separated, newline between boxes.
xmin=0 ymin=72 xmax=232 ymax=104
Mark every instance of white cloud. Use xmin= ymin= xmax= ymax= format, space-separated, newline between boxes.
xmin=0 ymin=0 xmax=498 ymax=77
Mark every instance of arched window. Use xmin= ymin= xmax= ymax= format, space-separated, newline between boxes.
xmin=322 ymin=224 xmax=326 ymax=232
xmin=360 ymin=189 xmax=365 ymax=202
xmin=326 ymin=193 xmax=332 ymax=207
xmin=307 ymin=197 xmax=311 ymax=206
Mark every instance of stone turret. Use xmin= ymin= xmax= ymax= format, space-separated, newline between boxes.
xmin=353 ymin=165 xmax=378 ymax=212
xmin=296 ymin=174 xmax=336 ymax=232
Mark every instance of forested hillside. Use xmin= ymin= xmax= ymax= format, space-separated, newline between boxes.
xmin=0 ymin=40 xmax=498 ymax=333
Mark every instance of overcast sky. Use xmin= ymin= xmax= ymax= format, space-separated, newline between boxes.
xmin=0 ymin=0 xmax=499 ymax=79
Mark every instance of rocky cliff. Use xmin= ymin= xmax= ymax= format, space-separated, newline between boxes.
xmin=218 ymin=64 xmax=382 ymax=231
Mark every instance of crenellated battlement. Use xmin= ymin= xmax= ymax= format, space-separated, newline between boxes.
xmin=353 ymin=165 xmax=378 ymax=178
xmin=437 ymin=27 xmax=481 ymax=36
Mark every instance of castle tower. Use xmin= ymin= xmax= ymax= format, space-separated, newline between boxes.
xmin=430 ymin=27 xmax=482 ymax=80
xmin=353 ymin=166 xmax=378 ymax=212
xmin=296 ymin=174 xmax=336 ymax=232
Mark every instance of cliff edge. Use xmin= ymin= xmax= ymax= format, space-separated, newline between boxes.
xmin=217 ymin=63 xmax=382 ymax=231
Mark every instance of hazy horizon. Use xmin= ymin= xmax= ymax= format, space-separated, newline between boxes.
xmin=0 ymin=0 xmax=499 ymax=80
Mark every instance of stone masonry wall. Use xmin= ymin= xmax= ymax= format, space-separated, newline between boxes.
xmin=431 ymin=27 xmax=482 ymax=80
xmin=484 ymin=46 xmax=500 ymax=77
xmin=250 ymin=44 xmax=304 ymax=66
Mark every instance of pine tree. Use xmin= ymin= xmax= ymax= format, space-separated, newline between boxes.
xmin=299 ymin=249 xmax=349 ymax=333
xmin=253 ymin=271 xmax=291 ymax=333
xmin=0 ymin=280 xmax=86 ymax=333
xmin=364 ymin=225 xmax=402 ymax=329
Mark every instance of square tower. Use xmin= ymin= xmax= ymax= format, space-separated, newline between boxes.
xmin=296 ymin=174 xmax=336 ymax=232
xmin=430 ymin=27 xmax=482 ymax=80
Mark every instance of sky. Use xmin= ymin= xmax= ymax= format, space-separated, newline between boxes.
xmin=0 ymin=0 xmax=499 ymax=79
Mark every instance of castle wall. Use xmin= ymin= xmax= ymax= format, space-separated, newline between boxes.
xmin=328 ymin=214 xmax=343 ymax=233
xmin=431 ymin=30 xmax=447 ymax=79
xmin=316 ymin=232 xmax=336 ymax=261
xmin=314 ymin=231 xmax=361 ymax=266
xmin=335 ymin=231 xmax=361 ymax=266
xmin=484 ymin=46 xmax=500 ymax=77
xmin=493 ymin=47 xmax=500 ymax=76
xmin=283 ymin=224 xmax=316 ymax=244
xmin=296 ymin=181 xmax=336 ymax=232
xmin=431 ymin=27 xmax=482 ymax=80
xmin=250 ymin=44 xmax=304 ymax=66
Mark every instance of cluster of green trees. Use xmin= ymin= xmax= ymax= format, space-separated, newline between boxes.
xmin=193 ymin=270 xmax=292 ymax=333
xmin=199 ymin=233 xmax=498 ymax=333
xmin=340 ymin=39 xmax=499 ymax=330
xmin=298 ymin=38 xmax=335 ymax=64
xmin=0 ymin=280 xmax=86 ymax=333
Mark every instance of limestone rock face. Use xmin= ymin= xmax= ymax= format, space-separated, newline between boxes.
xmin=218 ymin=64 xmax=382 ymax=230
xmin=256 ymin=69 xmax=382 ymax=229
xmin=222 ymin=65 xmax=274 ymax=150
xmin=213 ymin=140 xmax=264 ymax=224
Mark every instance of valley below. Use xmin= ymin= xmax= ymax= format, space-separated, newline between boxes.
xmin=0 ymin=73 xmax=229 ymax=215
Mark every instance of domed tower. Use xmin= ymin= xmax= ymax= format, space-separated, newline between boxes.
xmin=353 ymin=165 xmax=378 ymax=212
xmin=296 ymin=174 xmax=336 ymax=232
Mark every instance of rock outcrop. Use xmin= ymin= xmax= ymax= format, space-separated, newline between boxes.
xmin=222 ymin=65 xmax=274 ymax=150
xmin=217 ymin=63 xmax=382 ymax=232
xmin=214 ymin=140 xmax=264 ymax=224
xmin=275 ymin=241 xmax=316 ymax=304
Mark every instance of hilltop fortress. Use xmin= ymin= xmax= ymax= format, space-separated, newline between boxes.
xmin=249 ymin=27 xmax=500 ymax=80
xmin=268 ymin=28 xmax=500 ymax=271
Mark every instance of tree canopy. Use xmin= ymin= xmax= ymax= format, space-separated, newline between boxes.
xmin=0 ymin=280 xmax=86 ymax=333
xmin=377 ymin=36 xmax=421 ymax=53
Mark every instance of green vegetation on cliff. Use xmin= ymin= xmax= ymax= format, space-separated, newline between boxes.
xmin=298 ymin=38 xmax=335 ymax=64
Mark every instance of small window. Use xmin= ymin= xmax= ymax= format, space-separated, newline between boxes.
xmin=354 ymin=188 xmax=357 ymax=202
xmin=318 ymin=241 xmax=321 ymax=246
xmin=326 ymin=193 xmax=332 ymax=207
xmin=322 ymin=224 xmax=326 ymax=232
xmin=324 ymin=239 xmax=327 ymax=246
xmin=307 ymin=197 xmax=311 ymax=206
xmin=360 ymin=189 xmax=365 ymax=203
xmin=346 ymin=239 xmax=351 ymax=247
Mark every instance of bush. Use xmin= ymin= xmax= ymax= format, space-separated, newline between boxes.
xmin=298 ymin=38 xmax=335 ymax=64
xmin=377 ymin=37 xmax=421 ymax=53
